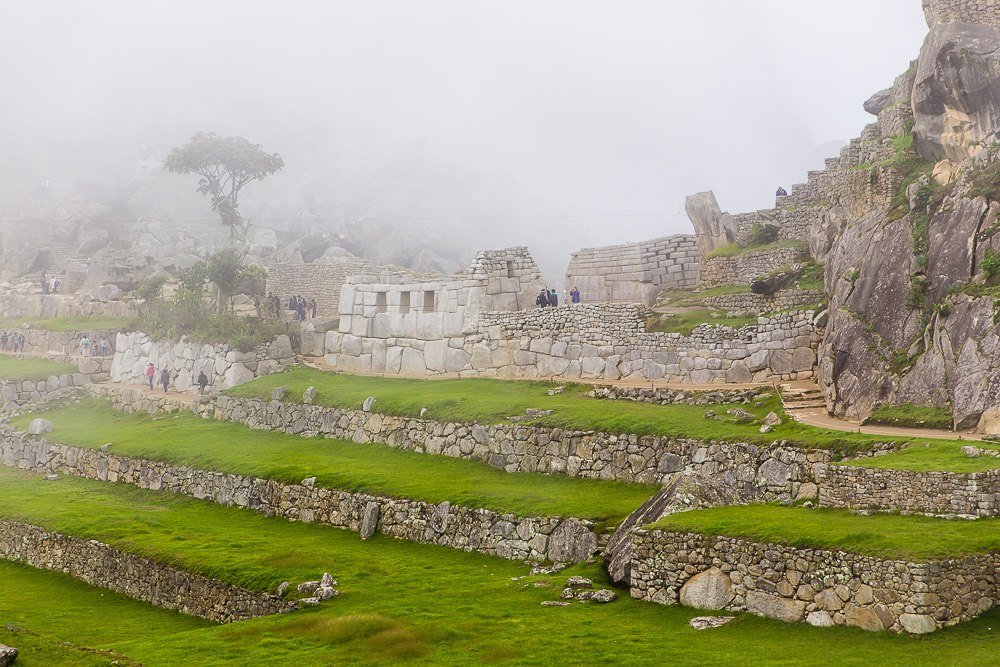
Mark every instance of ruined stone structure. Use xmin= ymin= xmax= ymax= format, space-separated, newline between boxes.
xmin=324 ymin=303 xmax=821 ymax=383
xmin=267 ymin=256 xmax=396 ymax=322
xmin=564 ymin=235 xmax=700 ymax=306
xmin=0 ymin=292 xmax=136 ymax=321
xmin=630 ymin=530 xmax=993 ymax=634
xmin=701 ymin=246 xmax=811 ymax=288
xmin=0 ymin=518 xmax=293 ymax=623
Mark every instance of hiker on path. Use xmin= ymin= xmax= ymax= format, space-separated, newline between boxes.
xmin=536 ymin=289 xmax=548 ymax=308
xmin=197 ymin=370 xmax=209 ymax=395
xmin=79 ymin=336 xmax=91 ymax=357
xmin=145 ymin=363 xmax=155 ymax=390
xmin=99 ymin=338 xmax=109 ymax=357
xmin=160 ymin=368 xmax=171 ymax=394
xmin=570 ymin=286 xmax=581 ymax=304
xmin=548 ymin=289 xmax=558 ymax=307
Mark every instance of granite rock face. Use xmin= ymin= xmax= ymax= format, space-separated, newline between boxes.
xmin=685 ymin=191 xmax=739 ymax=260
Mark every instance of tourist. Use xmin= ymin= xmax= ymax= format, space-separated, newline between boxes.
xmin=536 ymin=289 xmax=549 ymax=308
xmin=775 ymin=186 xmax=788 ymax=197
xmin=1 ymin=332 xmax=7 ymax=352
xmin=40 ymin=271 xmax=48 ymax=295
xmin=570 ymin=286 xmax=581 ymax=304
xmin=49 ymin=276 xmax=58 ymax=294
xmin=145 ymin=363 xmax=155 ymax=390
xmin=160 ymin=368 xmax=171 ymax=394
xmin=548 ymin=289 xmax=558 ymax=307
xmin=309 ymin=297 xmax=317 ymax=319
xmin=99 ymin=337 xmax=109 ymax=357
xmin=17 ymin=333 xmax=25 ymax=353
xmin=197 ymin=370 xmax=209 ymax=395
xmin=79 ymin=336 xmax=91 ymax=357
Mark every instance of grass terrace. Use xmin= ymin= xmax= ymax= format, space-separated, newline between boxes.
xmin=644 ymin=309 xmax=759 ymax=336
xmin=0 ymin=353 xmax=78 ymax=382
xmin=227 ymin=365 xmax=927 ymax=452
xmin=704 ymin=240 xmax=809 ymax=261
xmin=2 ymin=468 xmax=1000 ymax=665
xmin=865 ymin=403 xmax=954 ymax=430
xmin=12 ymin=398 xmax=657 ymax=525
xmin=836 ymin=440 xmax=1000 ymax=474
xmin=648 ymin=504 xmax=1000 ymax=561
xmin=0 ymin=316 xmax=135 ymax=332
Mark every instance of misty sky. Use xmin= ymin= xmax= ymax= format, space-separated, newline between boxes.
xmin=1 ymin=1 xmax=929 ymax=279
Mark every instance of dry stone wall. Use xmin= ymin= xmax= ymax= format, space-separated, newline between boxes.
xmin=0 ymin=372 xmax=96 ymax=410
xmin=0 ymin=518 xmax=292 ymax=623
xmin=565 ymin=235 xmax=700 ymax=306
xmin=924 ymin=0 xmax=1000 ymax=29
xmin=702 ymin=246 xmax=811 ymax=288
xmin=698 ymin=289 xmax=825 ymax=313
xmin=0 ymin=428 xmax=598 ymax=564
xmin=325 ymin=305 xmax=822 ymax=383
xmin=110 ymin=331 xmax=295 ymax=392
xmin=268 ymin=258 xmax=383 ymax=321
xmin=630 ymin=530 xmax=996 ymax=634
xmin=0 ymin=292 xmax=136 ymax=321
xmin=0 ymin=327 xmax=120 ymax=359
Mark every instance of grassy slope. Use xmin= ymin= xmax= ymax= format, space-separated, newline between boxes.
xmin=0 ymin=353 xmax=78 ymax=381
xmin=1 ymin=468 xmax=999 ymax=666
xmin=0 ymin=561 xmax=209 ymax=666
xmin=0 ymin=316 xmax=135 ymax=332
xmin=839 ymin=441 xmax=1000 ymax=473
xmin=866 ymin=403 xmax=954 ymax=430
xmin=645 ymin=309 xmax=759 ymax=335
xmin=649 ymin=504 xmax=1000 ymax=561
xmin=11 ymin=399 xmax=655 ymax=523
xmin=226 ymin=366 xmax=922 ymax=452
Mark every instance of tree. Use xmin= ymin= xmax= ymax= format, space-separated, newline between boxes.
xmin=136 ymin=274 xmax=168 ymax=314
xmin=164 ymin=132 xmax=284 ymax=240
xmin=180 ymin=249 xmax=267 ymax=313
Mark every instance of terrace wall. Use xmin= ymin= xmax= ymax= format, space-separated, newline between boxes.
xmin=267 ymin=258 xmax=382 ymax=322
xmin=0 ymin=327 xmax=121 ymax=359
xmin=0 ymin=518 xmax=292 ymax=623
xmin=0 ymin=429 xmax=599 ymax=564
xmin=698 ymin=290 xmax=826 ymax=313
xmin=0 ymin=293 xmax=136 ymax=321
xmin=630 ymin=530 xmax=997 ymax=634
xmin=0 ymin=371 xmax=96 ymax=411
xmin=93 ymin=385 xmax=836 ymax=492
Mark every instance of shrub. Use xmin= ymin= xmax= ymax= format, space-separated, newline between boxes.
xmin=749 ymin=224 xmax=779 ymax=246
xmin=983 ymin=248 xmax=1000 ymax=281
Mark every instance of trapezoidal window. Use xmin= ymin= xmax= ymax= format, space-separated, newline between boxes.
xmin=375 ymin=292 xmax=387 ymax=313
xmin=399 ymin=291 xmax=411 ymax=314
xmin=423 ymin=291 xmax=436 ymax=312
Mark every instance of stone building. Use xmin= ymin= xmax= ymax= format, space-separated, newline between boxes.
xmin=564 ymin=235 xmax=700 ymax=306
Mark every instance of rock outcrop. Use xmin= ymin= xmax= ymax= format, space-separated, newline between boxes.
xmin=685 ymin=192 xmax=740 ymax=260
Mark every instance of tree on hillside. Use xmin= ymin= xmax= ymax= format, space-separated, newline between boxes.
xmin=180 ymin=249 xmax=267 ymax=314
xmin=163 ymin=132 xmax=284 ymax=240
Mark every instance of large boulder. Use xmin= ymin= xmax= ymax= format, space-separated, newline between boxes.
xmin=685 ymin=191 xmax=740 ymax=259
xmin=751 ymin=266 xmax=802 ymax=295
xmin=679 ymin=568 xmax=735 ymax=610
xmin=28 ymin=418 xmax=53 ymax=435
xmin=912 ymin=18 xmax=1000 ymax=162
xmin=0 ymin=644 xmax=17 ymax=667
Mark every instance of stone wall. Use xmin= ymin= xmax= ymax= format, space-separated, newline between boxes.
xmin=698 ymin=290 xmax=826 ymax=313
xmin=0 ymin=372 xmax=95 ymax=411
xmin=816 ymin=464 xmax=1000 ymax=517
xmin=702 ymin=246 xmax=811 ymax=288
xmin=94 ymin=385 xmax=835 ymax=491
xmin=630 ymin=530 xmax=995 ymax=634
xmin=0 ymin=292 xmax=137 ymax=321
xmin=0 ymin=327 xmax=120 ymax=359
xmin=565 ymin=235 xmax=700 ymax=306
xmin=924 ymin=0 xmax=1000 ymax=29
xmin=110 ymin=331 xmax=295 ymax=392
xmin=0 ymin=518 xmax=292 ymax=623
xmin=267 ymin=258 xmax=383 ymax=321
xmin=325 ymin=306 xmax=822 ymax=383
xmin=0 ymin=428 xmax=598 ymax=564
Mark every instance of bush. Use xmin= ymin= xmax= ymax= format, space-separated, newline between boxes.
xmin=983 ymin=248 xmax=1000 ymax=281
xmin=750 ymin=224 xmax=779 ymax=246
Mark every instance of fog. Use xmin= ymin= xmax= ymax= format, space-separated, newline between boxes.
xmin=1 ymin=1 xmax=929 ymax=282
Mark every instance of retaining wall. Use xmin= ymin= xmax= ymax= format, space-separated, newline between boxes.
xmin=0 ymin=371 xmax=96 ymax=410
xmin=630 ymin=530 xmax=996 ymax=634
xmin=702 ymin=246 xmax=811 ymax=288
xmin=0 ymin=428 xmax=598 ymax=563
xmin=0 ymin=293 xmax=136 ymax=321
xmin=698 ymin=290 xmax=826 ymax=314
xmin=0 ymin=518 xmax=292 ymax=623
xmin=0 ymin=327 xmax=120 ymax=359
xmin=925 ymin=0 xmax=1000 ymax=29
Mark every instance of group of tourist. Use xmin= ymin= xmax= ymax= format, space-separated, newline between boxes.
xmin=0 ymin=331 xmax=25 ymax=353
xmin=145 ymin=363 xmax=211 ymax=395
xmin=288 ymin=295 xmax=317 ymax=321
xmin=536 ymin=287 xmax=582 ymax=309
xmin=78 ymin=336 xmax=110 ymax=357
xmin=39 ymin=271 xmax=60 ymax=295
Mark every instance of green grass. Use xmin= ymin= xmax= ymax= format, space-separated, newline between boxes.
xmin=0 ymin=316 xmax=135 ymax=332
xmin=11 ymin=398 xmax=656 ymax=524
xmin=865 ymin=403 xmax=954 ymax=430
xmin=648 ymin=504 xmax=1000 ymax=561
xmin=655 ymin=285 xmax=750 ymax=308
xmin=224 ymin=366 xmax=931 ymax=453
xmin=4 ymin=468 xmax=1000 ymax=665
xmin=0 ymin=353 xmax=78 ymax=382
xmin=704 ymin=240 xmax=808 ymax=261
xmin=645 ymin=309 xmax=760 ymax=335
xmin=838 ymin=441 xmax=1000 ymax=473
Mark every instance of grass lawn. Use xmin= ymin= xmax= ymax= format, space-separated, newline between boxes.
xmin=644 ymin=309 xmax=760 ymax=335
xmin=865 ymin=403 xmax=954 ymax=430
xmin=648 ymin=504 xmax=1000 ymax=561
xmin=838 ymin=441 xmax=1000 ymax=474
xmin=704 ymin=240 xmax=809 ymax=260
xmin=0 ymin=316 xmax=135 ymax=332
xmin=12 ymin=398 xmax=657 ymax=524
xmin=655 ymin=285 xmax=751 ymax=309
xmin=0 ymin=353 xmax=78 ymax=382
xmin=2 ymin=468 xmax=1000 ymax=666
xmin=227 ymin=366 xmax=925 ymax=453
